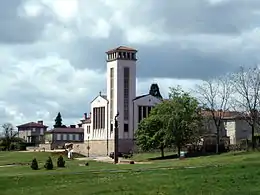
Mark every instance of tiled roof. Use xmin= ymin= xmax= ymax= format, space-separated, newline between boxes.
xmin=201 ymin=110 xmax=241 ymax=119
xmin=46 ymin=128 xmax=84 ymax=134
xmin=17 ymin=122 xmax=48 ymax=128
xmin=106 ymin=46 xmax=137 ymax=54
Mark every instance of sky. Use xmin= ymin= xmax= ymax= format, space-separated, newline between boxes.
xmin=0 ymin=0 xmax=260 ymax=128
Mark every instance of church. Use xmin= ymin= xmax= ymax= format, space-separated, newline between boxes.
xmin=77 ymin=46 xmax=162 ymax=156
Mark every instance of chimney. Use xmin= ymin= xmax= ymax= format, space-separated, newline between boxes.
xmin=70 ymin=125 xmax=76 ymax=128
xmin=84 ymin=112 xmax=87 ymax=119
xmin=38 ymin=120 xmax=43 ymax=125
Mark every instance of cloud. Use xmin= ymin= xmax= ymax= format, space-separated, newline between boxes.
xmin=0 ymin=0 xmax=260 ymax=128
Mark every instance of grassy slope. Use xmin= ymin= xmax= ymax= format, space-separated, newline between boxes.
xmin=0 ymin=151 xmax=260 ymax=195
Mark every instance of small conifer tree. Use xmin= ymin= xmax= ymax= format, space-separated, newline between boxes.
xmin=57 ymin=155 xmax=65 ymax=167
xmin=31 ymin=158 xmax=38 ymax=170
xmin=44 ymin=157 xmax=53 ymax=170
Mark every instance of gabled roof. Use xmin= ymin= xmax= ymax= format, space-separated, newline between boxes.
xmin=91 ymin=94 xmax=108 ymax=103
xmin=106 ymin=46 xmax=137 ymax=54
xmin=133 ymin=94 xmax=163 ymax=102
xmin=17 ymin=122 xmax=48 ymax=128
xmin=46 ymin=128 xmax=84 ymax=134
xmin=133 ymin=94 xmax=150 ymax=101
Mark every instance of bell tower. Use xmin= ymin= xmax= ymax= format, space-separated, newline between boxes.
xmin=106 ymin=46 xmax=137 ymax=143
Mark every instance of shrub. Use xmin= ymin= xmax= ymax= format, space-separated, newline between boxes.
xmin=31 ymin=158 xmax=38 ymax=170
xmin=129 ymin=161 xmax=135 ymax=164
xmin=44 ymin=157 xmax=54 ymax=170
xmin=57 ymin=155 xmax=65 ymax=168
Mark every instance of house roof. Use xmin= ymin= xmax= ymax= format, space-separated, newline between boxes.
xmin=46 ymin=128 xmax=84 ymax=134
xmin=80 ymin=117 xmax=91 ymax=124
xmin=17 ymin=122 xmax=48 ymax=128
xmin=201 ymin=110 xmax=242 ymax=119
xmin=106 ymin=46 xmax=137 ymax=54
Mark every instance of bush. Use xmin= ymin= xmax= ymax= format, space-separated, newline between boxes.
xmin=31 ymin=158 xmax=38 ymax=170
xmin=57 ymin=155 xmax=65 ymax=168
xmin=44 ymin=157 xmax=54 ymax=170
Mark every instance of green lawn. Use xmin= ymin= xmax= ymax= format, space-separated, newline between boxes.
xmin=1 ymin=151 xmax=260 ymax=194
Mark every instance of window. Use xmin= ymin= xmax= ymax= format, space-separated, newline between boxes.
xmin=110 ymin=123 xmax=113 ymax=133
xmin=62 ymin=134 xmax=67 ymax=141
xmin=69 ymin=134 xmax=73 ymax=140
xmin=143 ymin=106 xmax=147 ymax=118
xmin=124 ymin=67 xmax=130 ymax=120
xmin=110 ymin=68 xmax=114 ymax=120
xmin=148 ymin=106 xmax=152 ymax=115
xmin=32 ymin=128 xmax=36 ymax=132
xmin=124 ymin=124 xmax=129 ymax=132
xmin=75 ymin=134 xmax=79 ymax=140
xmin=138 ymin=106 xmax=142 ymax=123
xmin=57 ymin=134 xmax=61 ymax=140
xmin=40 ymin=128 xmax=44 ymax=135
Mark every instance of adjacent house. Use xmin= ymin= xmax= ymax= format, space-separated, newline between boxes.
xmin=201 ymin=111 xmax=256 ymax=145
xmin=17 ymin=121 xmax=48 ymax=145
xmin=45 ymin=125 xmax=84 ymax=149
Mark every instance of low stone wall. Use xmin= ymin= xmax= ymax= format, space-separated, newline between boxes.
xmin=72 ymin=139 xmax=135 ymax=156
xmin=39 ymin=144 xmax=51 ymax=150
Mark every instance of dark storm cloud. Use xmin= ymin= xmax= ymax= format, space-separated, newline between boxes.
xmin=0 ymin=0 xmax=55 ymax=44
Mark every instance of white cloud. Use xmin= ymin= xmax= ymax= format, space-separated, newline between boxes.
xmin=0 ymin=0 xmax=260 ymax=129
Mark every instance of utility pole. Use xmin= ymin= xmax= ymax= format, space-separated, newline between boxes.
xmin=114 ymin=112 xmax=119 ymax=164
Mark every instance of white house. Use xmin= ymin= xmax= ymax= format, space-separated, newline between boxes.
xmin=76 ymin=46 xmax=162 ymax=156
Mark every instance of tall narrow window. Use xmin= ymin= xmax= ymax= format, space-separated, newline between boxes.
xmin=110 ymin=68 xmax=114 ymax=120
xmin=148 ymin=106 xmax=152 ymax=116
xmin=124 ymin=67 xmax=130 ymax=120
xmin=124 ymin=124 xmax=129 ymax=132
xmin=138 ymin=106 xmax=142 ymax=123
xmin=143 ymin=106 xmax=147 ymax=119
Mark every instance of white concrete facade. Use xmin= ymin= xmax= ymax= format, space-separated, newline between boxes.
xmin=79 ymin=46 xmax=160 ymax=154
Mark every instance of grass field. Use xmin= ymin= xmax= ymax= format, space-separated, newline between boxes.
xmin=1 ymin=151 xmax=260 ymax=195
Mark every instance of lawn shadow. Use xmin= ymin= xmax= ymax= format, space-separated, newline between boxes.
xmin=148 ymin=152 xmax=219 ymax=161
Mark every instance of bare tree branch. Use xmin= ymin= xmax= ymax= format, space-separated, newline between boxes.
xmin=194 ymin=74 xmax=233 ymax=153
xmin=230 ymin=66 xmax=260 ymax=148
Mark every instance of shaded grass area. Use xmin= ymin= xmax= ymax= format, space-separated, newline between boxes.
xmin=1 ymin=151 xmax=260 ymax=194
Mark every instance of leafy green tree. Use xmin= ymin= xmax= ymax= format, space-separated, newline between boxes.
xmin=135 ymin=114 xmax=168 ymax=157
xmin=149 ymin=83 xmax=163 ymax=99
xmin=166 ymin=87 xmax=203 ymax=156
xmin=54 ymin=112 xmax=63 ymax=128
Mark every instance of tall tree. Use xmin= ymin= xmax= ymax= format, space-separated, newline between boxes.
xmin=166 ymin=87 xmax=203 ymax=156
xmin=1 ymin=123 xmax=18 ymax=151
xmin=54 ymin=112 xmax=63 ymax=128
xmin=231 ymin=66 xmax=260 ymax=149
xmin=195 ymin=75 xmax=232 ymax=153
xmin=149 ymin=83 xmax=163 ymax=99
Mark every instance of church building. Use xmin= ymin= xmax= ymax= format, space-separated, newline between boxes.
xmin=78 ymin=46 xmax=162 ymax=156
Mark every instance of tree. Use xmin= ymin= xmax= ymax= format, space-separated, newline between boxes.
xmin=31 ymin=158 xmax=39 ymax=170
xmin=195 ymin=75 xmax=232 ymax=153
xmin=231 ymin=66 xmax=260 ymax=149
xmin=44 ymin=157 xmax=54 ymax=170
xmin=0 ymin=123 xmax=18 ymax=151
xmin=54 ymin=112 xmax=63 ymax=128
xmin=149 ymin=83 xmax=163 ymax=99
xmin=135 ymin=113 xmax=168 ymax=158
xmin=57 ymin=155 xmax=65 ymax=167
xmin=166 ymin=87 xmax=203 ymax=156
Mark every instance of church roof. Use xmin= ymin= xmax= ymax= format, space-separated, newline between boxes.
xmin=106 ymin=46 xmax=137 ymax=54
xmin=90 ymin=94 xmax=108 ymax=103
xmin=133 ymin=94 xmax=150 ymax=101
